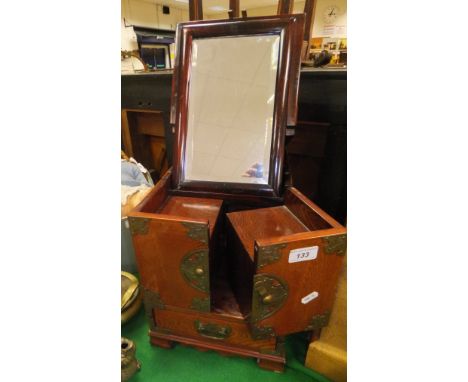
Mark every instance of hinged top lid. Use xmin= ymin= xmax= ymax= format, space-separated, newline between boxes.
xmin=170 ymin=14 xmax=304 ymax=199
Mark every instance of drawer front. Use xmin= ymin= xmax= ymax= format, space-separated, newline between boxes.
xmin=153 ymin=308 xmax=276 ymax=351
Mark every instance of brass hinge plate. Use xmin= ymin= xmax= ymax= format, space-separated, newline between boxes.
xmin=128 ymin=217 xmax=150 ymax=235
xmin=191 ymin=296 xmax=210 ymax=312
xmin=305 ymin=311 xmax=331 ymax=331
xmin=324 ymin=234 xmax=347 ymax=256
xmin=142 ymin=288 xmax=164 ymax=330
xmin=250 ymin=324 xmax=275 ymax=340
xmin=182 ymin=222 xmax=208 ymax=244
xmin=256 ymin=243 xmax=287 ymax=269
xmin=251 ymin=274 xmax=288 ymax=323
xmin=180 ymin=249 xmax=210 ymax=293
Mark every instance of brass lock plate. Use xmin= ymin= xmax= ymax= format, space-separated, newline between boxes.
xmin=180 ymin=249 xmax=209 ymax=293
xmin=251 ymin=273 xmax=288 ymax=322
xmin=190 ymin=296 xmax=210 ymax=312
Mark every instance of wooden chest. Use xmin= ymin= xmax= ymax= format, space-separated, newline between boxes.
xmin=128 ymin=15 xmax=346 ymax=372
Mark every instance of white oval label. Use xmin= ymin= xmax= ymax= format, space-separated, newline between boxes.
xmin=301 ymin=291 xmax=319 ymax=304
xmin=288 ymin=246 xmax=318 ymax=263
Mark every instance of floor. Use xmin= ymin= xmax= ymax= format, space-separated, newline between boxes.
xmin=122 ymin=307 xmax=331 ymax=382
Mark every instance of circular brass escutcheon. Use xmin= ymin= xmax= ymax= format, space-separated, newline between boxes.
xmin=195 ymin=267 xmax=204 ymax=276
xmin=262 ymin=294 xmax=273 ymax=304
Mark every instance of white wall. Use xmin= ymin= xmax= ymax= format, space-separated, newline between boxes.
xmin=311 ymin=0 xmax=347 ymax=38
xmin=207 ymin=0 xmax=347 ymax=37
xmin=121 ymin=0 xmax=347 ymax=50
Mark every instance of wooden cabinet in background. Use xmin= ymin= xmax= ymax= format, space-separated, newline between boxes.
xmin=121 ymin=109 xmax=169 ymax=182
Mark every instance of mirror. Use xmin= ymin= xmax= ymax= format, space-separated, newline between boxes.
xmin=184 ymin=35 xmax=280 ymax=185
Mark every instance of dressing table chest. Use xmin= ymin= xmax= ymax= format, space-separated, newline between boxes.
xmin=128 ymin=14 xmax=346 ymax=372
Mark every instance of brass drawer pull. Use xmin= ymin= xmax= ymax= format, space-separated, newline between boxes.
xmin=194 ymin=320 xmax=232 ymax=340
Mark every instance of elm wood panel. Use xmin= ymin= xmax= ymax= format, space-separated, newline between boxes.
xmin=153 ymin=307 xmax=277 ymax=351
xmin=171 ymin=15 xmax=305 ymax=198
xmin=253 ymin=227 xmax=346 ymax=336
xmin=158 ymin=196 xmax=223 ymax=237
xmin=129 ymin=213 xmax=210 ymax=310
xmin=226 ymin=206 xmax=309 ymax=260
xmin=131 ymin=169 xmax=171 ymax=213
xmin=149 ymin=331 xmax=284 ymax=367
xmin=284 ymin=187 xmax=342 ymax=229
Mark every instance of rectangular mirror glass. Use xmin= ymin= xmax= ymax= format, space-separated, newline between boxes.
xmin=184 ymin=35 xmax=280 ymax=185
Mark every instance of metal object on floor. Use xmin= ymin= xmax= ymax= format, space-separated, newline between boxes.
xmin=121 ymin=337 xmax=141 ymax=381
xmin=121 ymin=271 xmax=142 ymax=324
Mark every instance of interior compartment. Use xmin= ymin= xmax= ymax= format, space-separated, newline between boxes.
xmin=121 ymin=110 xmax=169 ymax=182
xmin=226 ymin=206 xmax=309 ymax=259
xmin=157 ymin=196 xmax=223 ymax=237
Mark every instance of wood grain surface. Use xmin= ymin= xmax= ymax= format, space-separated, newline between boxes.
xmin=130 ymin=214 xmax=211 ymax=310
xmin=284 ymin=186 xmax=338 ymax=230
xmin=253 ymin=227 xmax=346 ymax=336
xmin=149 ymin=329 xmax=285 ymax=371
xmin=153 ymin=306 xmax=277 ymax=351
xmin=227 ymin=205 xmax=309 ymax=259
xmin=158 ymin=196 xmax=223 ymax=237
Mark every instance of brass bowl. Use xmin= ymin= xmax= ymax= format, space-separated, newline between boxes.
xmin=121 ymin=271 xmax=142 ymax=324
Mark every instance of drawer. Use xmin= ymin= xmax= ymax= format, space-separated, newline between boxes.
xmin=153 ymin=307 xmax=276 ymax=352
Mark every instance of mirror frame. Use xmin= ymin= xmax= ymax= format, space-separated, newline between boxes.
xmin=170 ymin=14 xmax=305 ymax=199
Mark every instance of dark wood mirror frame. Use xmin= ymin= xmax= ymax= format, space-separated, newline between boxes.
xmin=170 ymin=14 xmax=305 ymax=200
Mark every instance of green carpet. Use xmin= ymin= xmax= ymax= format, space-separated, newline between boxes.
xmin=122 ymin=307 xmax=331 ymax=382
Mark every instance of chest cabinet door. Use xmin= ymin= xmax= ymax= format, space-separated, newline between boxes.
xmin=249 ymin=230 xmax=346 ymax=338
xmin=129 ymin=215 xmax=211 ymax=312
